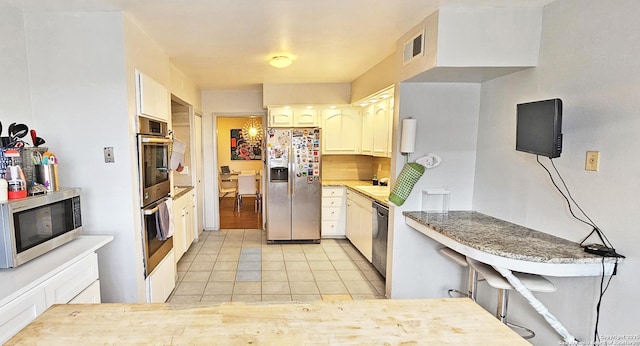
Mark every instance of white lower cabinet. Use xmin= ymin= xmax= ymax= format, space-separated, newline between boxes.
xmin=173 ymin=191 xmax=195 ymax=264
xmin=346 ymin=190 xmax=373 ymax=261
xmin=44 ymin=253 xmax=99 ymax=305
xmin=69 ymin=280 xmax=101 ymax=304
xmin=321 ymin=187 xmax=346 ymax=238
xmin=146 ymin=250 xmax=176 ymax=303
xmin=0 ymin=236 xmax=111 ymax=344
xmin=0 ymin=287 xmax=47 ymax=344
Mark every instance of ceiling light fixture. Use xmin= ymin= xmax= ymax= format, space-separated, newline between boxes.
xmin=242 ymin=118 xmax=263 ymax=145
xmin=269 ymin=56 xmax=293 ymax=68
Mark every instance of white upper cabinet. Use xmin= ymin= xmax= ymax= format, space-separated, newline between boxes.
xmin=361 ymin=105 xmax=374 ymax=156
xmin=136 ymin=70 xmax=169 ymax=122
xmin=359 ymin=95 xmax=394 ymax=158
xmin=321 ymin=107 xmax=362 ymax=155
xmin=387 ymin=97 xmax=394 ymax=157
xmin=268 ymin=107 xmax=320 ymax=127
xmin=293 ymin=107 xmax=319 ymax=127
xmin=372 ymin=99 xmax=390 ymax=157
xmin=268 ymin=107 xmax=294 ymax=127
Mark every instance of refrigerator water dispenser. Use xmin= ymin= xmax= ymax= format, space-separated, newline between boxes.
xmin=270 ymin=167 xmax=288 ymax=182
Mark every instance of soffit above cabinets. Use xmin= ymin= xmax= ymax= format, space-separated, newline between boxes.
xmin=398 ymin=7 xmax=543 ymax=83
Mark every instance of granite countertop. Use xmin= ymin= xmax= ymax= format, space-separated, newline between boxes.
xmin=323 ymin=180 xmax=390 ymax=206
xmin=403 ymin=211 xmax=619 ymax=265
xmin=173 ymin=185 xmax=194 ymax=199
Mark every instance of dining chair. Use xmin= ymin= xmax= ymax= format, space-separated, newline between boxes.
xmin=236 ymin=173 xmax=260 ymax=212
xmin=218 ymin=174 xmax=236 ymax=201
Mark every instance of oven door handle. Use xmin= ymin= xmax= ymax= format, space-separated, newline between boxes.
xmin=140 ymin=136 xmax=172 ymax=144
xmin=142 ymin=197 xmax=170 ymax=215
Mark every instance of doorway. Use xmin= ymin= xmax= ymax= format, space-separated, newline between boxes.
xmin=216 ymin=116 xmax=264 ymax=229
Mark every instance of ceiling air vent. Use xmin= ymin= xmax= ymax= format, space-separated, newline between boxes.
xmin=403 ymin=30 xmax=425 ymax=65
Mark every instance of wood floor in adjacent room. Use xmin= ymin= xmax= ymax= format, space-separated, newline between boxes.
xmin=219 ymin=196 xmax=262 ymax=229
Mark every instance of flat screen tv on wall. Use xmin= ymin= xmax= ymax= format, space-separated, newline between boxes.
xmin=516 ymin=98 xmax=563 ymax=158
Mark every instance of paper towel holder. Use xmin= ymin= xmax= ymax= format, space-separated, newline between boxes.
xmin=400 ymin=118 xmax=417 ymax=161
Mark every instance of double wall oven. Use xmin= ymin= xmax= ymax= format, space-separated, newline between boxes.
xmin=137 ymin=116 xmax=172 ymax=276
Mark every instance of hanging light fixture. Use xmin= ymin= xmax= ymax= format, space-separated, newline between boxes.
xmin=242 ymin=118 xmax=263 ymax=145
xmin=269 ymin=56 xmax=293 ymax=68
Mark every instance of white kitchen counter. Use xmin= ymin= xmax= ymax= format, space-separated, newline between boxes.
xmin=0 ymin=235 xmax=113 ymax=307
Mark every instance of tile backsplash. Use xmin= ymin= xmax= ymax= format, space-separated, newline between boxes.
xmin=322 ymin=155 xmax=390 ymax=181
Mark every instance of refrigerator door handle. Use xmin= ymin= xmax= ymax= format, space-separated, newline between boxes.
xmin=290 ymin=146 xmax=295 ymax=195
xmin=288 ymin=147 xmax=293 ymax=195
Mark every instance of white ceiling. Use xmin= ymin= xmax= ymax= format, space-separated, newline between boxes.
xmin=9 ymin=0 xmax=555 ymax=90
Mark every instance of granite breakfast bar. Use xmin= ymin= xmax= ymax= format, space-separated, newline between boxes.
xmin=403 ymin=211 xmax=620 ymax=277
xmin=403 ymin=210 xmax=623 ymax=342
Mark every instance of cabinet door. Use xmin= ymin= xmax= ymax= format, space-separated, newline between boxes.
xmin=0 ymin=287 xmax=47 ymax=345
xmin=293 ymin=107 xmax=319 ymax=126
xmin=183 ymin=201 xmax=194 ymax=249
xmin=373 ymin=100 xmax=389 ymax=157
xmin=184 ymin=195 xmax=195 ymax=249
xmin=147 ymin=250 xmax=176 ymax=303
xmin=172 ymin=197 xmax=186 ymax=263
xmin=361 ymin=105 xmax=374 ymax=156
xmin=68 ymin=280 xmax=101 ymax=304
xmin=360 ymin=205 xmax=374 ymax=262
xmin=269 ymin=107 xmax=294 ymax=127
xmin=345 ymin=193 xmax=356 ymax=241
xmin=137 ymin=71 xmax=169 ymax=122
xmin=43 ymin=253 xmax=99 ymax=306
xmin=321 ymin=108 xmax=362 ymax=154
xmin=386 ymin=97 xmax=394 ymax=157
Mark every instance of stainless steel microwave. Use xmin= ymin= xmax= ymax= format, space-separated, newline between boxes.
xmin=0 ymin=188 xmax=82 ymax=268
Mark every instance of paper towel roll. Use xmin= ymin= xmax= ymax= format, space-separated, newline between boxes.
xmin=400 ymin=118 xmax=417 ymax=153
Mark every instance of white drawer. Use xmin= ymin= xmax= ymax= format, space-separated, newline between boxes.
xmin=44 ymin=253 xmax=99 ymax=306
xmin=322 ymin=187 xmax=345 ymax=197
xmin=321 ymin=220 xmax=345 ymax=237
xmin=322 ymin=197 xmax=343 ymax=207
xmin=0 ymin=287 xmax=46 ymax=345
xmin=69 ymin=280 xmax=101 ymax=304
xmin=322 ymin=207 xmax=342 ymax=221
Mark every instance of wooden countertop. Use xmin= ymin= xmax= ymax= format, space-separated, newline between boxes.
xmin=8 ymin=298 xmax=528 ymax=345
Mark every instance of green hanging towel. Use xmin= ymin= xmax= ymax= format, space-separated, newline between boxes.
xmin=389 ymin=162 xmax=425 ymax=206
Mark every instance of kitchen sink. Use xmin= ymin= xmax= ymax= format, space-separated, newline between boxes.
xmin=354 ymin=185 xmax=390 ymax=197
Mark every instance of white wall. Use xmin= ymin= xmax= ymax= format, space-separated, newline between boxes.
xmin=22 ymin=11 xmax=144 ymax=302
xmin=472 ymin=0 xmax=640 ymax=343
xmin=388 ymin=82 xmax=480 ymax=298
xmin=262 ymin=83 xmax=350 ymax=106
xmin=0 ymin=1 xmax=32 ymax=124
xmin=201 ymin=89 xmax=264 ymax=230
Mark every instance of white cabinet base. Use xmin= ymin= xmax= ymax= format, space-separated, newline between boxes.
xmin=0 ymin=236 xmax=111 ymax=344
xmin=146 ymin=250 xmax=176 ymax=303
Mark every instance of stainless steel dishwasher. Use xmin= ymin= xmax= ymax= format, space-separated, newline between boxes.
xmin=372 ymin=201 xmax=389 ymax=278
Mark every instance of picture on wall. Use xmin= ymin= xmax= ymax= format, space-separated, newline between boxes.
xmin=230 ymin=129 xmax=262 ymax=160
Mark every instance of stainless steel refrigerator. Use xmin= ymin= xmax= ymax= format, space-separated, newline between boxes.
xmin=266 ymin=128 xmax=321 ymax=242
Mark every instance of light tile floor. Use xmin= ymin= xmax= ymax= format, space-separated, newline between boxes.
xmin=167 ymin=229 xmax=386 ymax=303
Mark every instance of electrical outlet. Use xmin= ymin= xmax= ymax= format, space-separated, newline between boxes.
xmin=585 ymin=151 xmax=599 ymax=171
xmin=104 ymin=147 xmax=115 ymax=163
